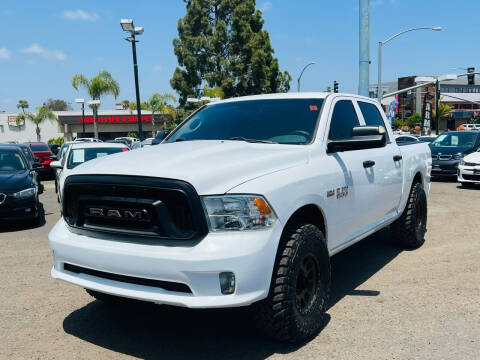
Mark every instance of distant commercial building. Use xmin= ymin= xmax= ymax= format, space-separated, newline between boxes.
xmin=0 ymin=109 xmax=170 ymax=143
xmin=371 ymin=74 xmax=480 ymax=131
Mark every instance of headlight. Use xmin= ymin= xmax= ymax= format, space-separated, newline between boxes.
xmin=459 ymin=158 xmax=465 ymax=166
xmin=453 ymin=153 xmax=464 ymax=160
xmin=12 ymin=187 xmax=36 ymax=199
xmin=202 ymin=195 xmax=277 ymax=231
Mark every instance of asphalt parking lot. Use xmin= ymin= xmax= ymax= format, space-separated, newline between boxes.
xmin=1 ymin=180 xmax=479 ymax=360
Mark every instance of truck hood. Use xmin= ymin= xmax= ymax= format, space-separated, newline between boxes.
xmin=70 ymin=140 xmax=310 ymax=194
xmin=464 ymin=151 xmax=480 ymax=164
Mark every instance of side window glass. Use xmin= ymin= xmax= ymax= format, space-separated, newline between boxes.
xmin=328 ymin=100 xmax=360 ymax=140
xmin=358 ymin=101 xmax=386 ymax=127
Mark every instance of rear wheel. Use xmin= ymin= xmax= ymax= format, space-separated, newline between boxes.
xmin=391 ymin=182 xmax=427 ymax=248
xmin=252 ymin=223 xmax=331 ymax=343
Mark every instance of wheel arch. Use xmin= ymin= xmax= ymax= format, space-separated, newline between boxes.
xmin=283 ymin=204 xmax=327 ymax=244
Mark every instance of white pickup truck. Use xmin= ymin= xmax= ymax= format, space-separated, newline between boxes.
xmin=49 ymin=93 xmax=431 ymax=343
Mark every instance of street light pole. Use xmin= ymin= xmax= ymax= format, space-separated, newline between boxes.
xmin=130 ymin=32 xmax=144 ymax=141
xmin=121 ymin=19 xmax=145 ymax=141
xmin=297 ymin=62 xmax=316 ymax=92
xmin=81 ymin=103 xmax=85 ymax=136
xmin=377 ymin=26 xmax=442 ymax=104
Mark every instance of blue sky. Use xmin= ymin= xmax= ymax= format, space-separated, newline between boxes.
xmin=0 ymin=0 xmax=478 ymax=112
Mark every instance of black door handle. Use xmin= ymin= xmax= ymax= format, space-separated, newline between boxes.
xmin=363 ymin=160 xmax=375 ymax=168
xmin=393 ymin=155 xmax=403 ymax=162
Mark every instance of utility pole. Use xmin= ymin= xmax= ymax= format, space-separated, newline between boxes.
xmin=359 ymin=0 xmax=370 ymax=96
xmin=434 ymin=80 xmax=440 ymax=134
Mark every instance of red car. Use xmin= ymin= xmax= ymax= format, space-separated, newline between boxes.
xmin=25 ymin=142 xmax=55 ymax=178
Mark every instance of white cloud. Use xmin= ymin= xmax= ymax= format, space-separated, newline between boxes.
xmin=62 ymin=9 xmax=99 ymax=21
xmin=153 ymin=64 xmax=162 ymax=72
xmin=259 ymin=1 xmax=272 ymax=12
xmin=21 ymin=43 xmax=67 ymax=61
xmin=0 ymin=47 xmax=11 ymax=59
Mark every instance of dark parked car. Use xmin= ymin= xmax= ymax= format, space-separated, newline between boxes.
xmin=48 ymin=143 xmax=61 ymax=156
xmin=419 ymin=136 xmax=437 ymax=144
xmin=0 ymin=145 xmax=43 ymax=223
xmin=151 ymin=130 xmax=169 ymax=145
xmin=430 ymin=131 xmax=480 ymax=177
xmin=25 ymin=142 xmax=55 ymax=179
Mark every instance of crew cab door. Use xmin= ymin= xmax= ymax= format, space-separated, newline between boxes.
xmin=355 ymin=100 xmax=403 ymax=222
xmin=323 ymin=98 xmax=376 ymax=249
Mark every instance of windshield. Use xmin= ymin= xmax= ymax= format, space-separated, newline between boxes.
xmin=0 ymin=150 xmax=27 ymax=171
xmin=166 ymin=99 xmax=324 ymax=145
xmin=431 ymin=132 xmax=478 ymax=147
xmin=30 ymin=144 xmax=50 ymax=152
xmin=67 ymin=147 xmax=127 ymax=169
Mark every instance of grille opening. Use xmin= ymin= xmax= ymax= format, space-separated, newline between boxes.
xmin=62 ymin=175 xmax=208 ymax=241
xmin=63 ymin=263 xmax=192 ymax=294
xmin=462 ymin=174 xmax=480 ymax=181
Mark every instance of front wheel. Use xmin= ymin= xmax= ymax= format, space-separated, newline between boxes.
xmin=391 ymin=182 xmax=427 ymax=248
xmin=252 ymin=223 xmax=331 ymax=343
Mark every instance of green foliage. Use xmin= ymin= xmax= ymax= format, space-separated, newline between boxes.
xmin=171 ymin=0 xmax=291 ymax=104
xmin=121 ymin=100 xmax=130 ymax=109
xmin=128 ymin=101 xmax=149 ymax=112
xmin=48 ymin=137 xmax=65 ymax=145
xmin=432 ymin=100 xmax=453 ymax=120
xmin=147 ymin=93 xmax=177 ymax=133
xmin=16 ymin=100 xmax=29 ymax=112
xmin=43 ymin=98 xmax=72 ymax=111
xmin=405 ymin=113 xmax=422 ymax=128
xmin=16 ymin=106 xmax=57 ymax=142
xmin=127 ymin=131 xmax=139 ymax=139
xmin=393 ymin=118 xmax=405 ymax=129
xmin=72 ymin=71 xmax=120 ymax=100
xmin=202 ymin=86 xmax=224 ymax=99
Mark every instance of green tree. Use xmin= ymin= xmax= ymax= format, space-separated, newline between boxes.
xmin=43 ymin=98 xmax=72 ymax=111
xmin=405 ymin=113 xmax=422 ymax=128
xmin=202 ymin=85 xmax=224 ymax=99
xmin=433 ymin=100 xmax=453 ymax=122
xmin=148 ymin=93 xmax=177 ymax=134
xmin=121 ymin=99 xmax=130 ymax=110
xmin=71 ymin=71 xmax=120 ymax=139
xmin=16 ymin=106 xmax=57 ymax=142
xmin=16 ymin=100 xmax=29 ymax=113
xmin=171 ymin=0 xmax=291 ymax=104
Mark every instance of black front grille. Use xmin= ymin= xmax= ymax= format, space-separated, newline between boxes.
xmin=463 ymin=174 xmax=480 ymax=181
xmin=63 ymin=175 xmax=208 ymax=241
xmin=63 ymin=263 xmax=192 ymax=293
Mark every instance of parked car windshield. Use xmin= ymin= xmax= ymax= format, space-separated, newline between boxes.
xmin=431 ymin=132 xmax=478 ymax=147
xmin=67 ymin=147 xmax=127 ymax=169
xmin=0 ymin=150 xmax=27 ymax=171
xmin=30 ymin=144 xmax=50 ymax=152
xmin=166 ymin=99 xmax=325 ymax=145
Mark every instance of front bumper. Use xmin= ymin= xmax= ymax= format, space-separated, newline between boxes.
xmin=49 ymin=219 xmax=283 ymax=308
xmin=0 ymin=195 xmax=37 ymax=220
xmin=431 ymin=159 xmax=459 ymax=177
xmin=458 ymin=164 xmax=480 ymax=183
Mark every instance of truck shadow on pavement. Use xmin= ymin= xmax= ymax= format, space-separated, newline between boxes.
xmin=63 ymin=228 xmax=402 ymax=359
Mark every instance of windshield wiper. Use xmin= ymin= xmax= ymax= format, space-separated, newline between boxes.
xmin=228 ymin=137 xmax=278 ymax=144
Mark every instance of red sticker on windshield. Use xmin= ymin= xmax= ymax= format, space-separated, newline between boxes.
xmin=309 ymin=105 xmax=318 ymax=111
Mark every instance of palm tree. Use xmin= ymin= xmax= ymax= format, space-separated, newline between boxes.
xmin=16 ymin=100 xmax=29 ymax=113
xmin=72 ymin=71 xmax=120 ymax=139
xmin=433 ymin=99 xmax=453 ymax=120
xmin=148 ymin=93 xmax=176 ymax=134
xmin=16 ymin=106 xmax=57 ymax=142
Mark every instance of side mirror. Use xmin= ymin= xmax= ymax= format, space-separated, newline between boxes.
xmin=32 ymin=162 xmax=43 ymax=170
xmin=50 ymin=160 xmax=63 ymax=169
xmin=327 ymin=126 xmax=387 ymax=153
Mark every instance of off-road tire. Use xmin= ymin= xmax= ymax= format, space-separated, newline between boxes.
xmin=391 ymin=182 xmax=427 ymax=248
xmin=252 ymin=223 xmax=331 ymax=343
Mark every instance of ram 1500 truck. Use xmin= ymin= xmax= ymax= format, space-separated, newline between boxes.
xmin=49 ymin=93 xmax=431 ymax=343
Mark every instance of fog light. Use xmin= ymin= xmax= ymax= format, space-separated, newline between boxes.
xmin=219 ymin=272 xmax=235 ymax=295
xmin=25 ymin=208 xmax=32 ymax=213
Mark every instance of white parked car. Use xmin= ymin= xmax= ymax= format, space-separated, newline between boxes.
xmin=457 ymin=149 xmax=480 ymax=187
xmin=49 ymin=93 xmax=431 ymax=343
xmin=50 ymin=142 xmax=129 ymax=202
xmin=74 ymin=138 xmax=102 ymax=142
xmin=394 ymin=134 xmax=420 ymax=145
xmin=460 ymin=124 xmax=479 ymax=131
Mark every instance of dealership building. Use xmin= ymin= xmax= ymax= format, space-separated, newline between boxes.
xmin=371 ymin=72 xmax=480 ymax=131
xmin=0 ymin=109 xmax=169 ymax=143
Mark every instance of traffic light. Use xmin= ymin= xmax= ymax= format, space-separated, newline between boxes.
xmin=468 ymin=67 xmax=475 ymax=85
xmin=333 ymin=81 xmax=339 ymax=93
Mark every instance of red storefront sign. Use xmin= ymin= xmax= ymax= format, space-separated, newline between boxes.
xmin=77 ymin=115 xmax=154 ymax=123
